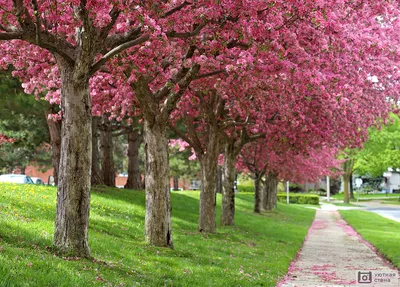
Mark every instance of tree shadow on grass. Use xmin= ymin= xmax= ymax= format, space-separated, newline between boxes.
xmin=171 ymin=192 xmax=201 ymax=227
xmin=91 ymin=187 xmax=146 ymax=208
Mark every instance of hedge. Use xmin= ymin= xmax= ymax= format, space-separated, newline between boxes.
xmin=237 ymin=183 xmax=254 ymax=193
xmin=277 ymin=193 xmax=319 ymax=205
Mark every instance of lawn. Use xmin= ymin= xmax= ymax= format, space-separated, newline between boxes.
xmin=330 ymin=202 xmax=360 ymax=207
xmin=381 ymin=201 xmax=400 ymax=205
xmin=332 ymin=192 xmax=400 ymax=201
xmin=380 ymin=198 xmax=400 ymax=205
xmin=340 ymin=210 xmax=400 ymax=268
xmin=0 ymin=184 xmax=315 ymax=287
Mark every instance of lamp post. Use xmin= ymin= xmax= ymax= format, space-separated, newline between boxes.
xmin=286 ymin=181 xmax=290 ymax=204
xmin=326 ymin=176 xmax=330 ymax=202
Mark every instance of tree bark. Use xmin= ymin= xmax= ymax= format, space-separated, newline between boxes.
xmin=262 ymin=173 xmax=278 ymax=211
xmin=144 ymin=120 xmax=173 ymax=247
xmin=217 ymin=166 xmax=223 ymax=194
xmin=173 ymin=176 xmax=179 ymax=191
xmin=53 ymin=58 xmax=91 ymax=258
xmin=254 ymin=173 xmax=263 ymax=213
xmin=125 ymin=128 xmax=142 ymax=190
xmin=221 ymin=142 xmax=236 ymax=226
xmin=100 ymin=116 xmax=115 ymax=187
xmin=198 ymin=126 xmax=220 ymax=233
xmin=343 ymin=158 xmax=354 ymax=204
xmin=343 ymin=175 xmax=350 ymax=204
xmin=349 ymin=172 xmax=355 ymax=199
xmin=46 ymin=109 xmax=61 ymax=186
xmin=91 ymin=117 xmax=103 ymax=186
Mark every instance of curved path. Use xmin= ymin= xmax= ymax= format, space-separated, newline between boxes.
xmin=278 ymin=209 xmax=399 ymax=287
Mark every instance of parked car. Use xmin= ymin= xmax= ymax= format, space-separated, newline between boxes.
xmin=31 ymin=177 xmax=45 ymax=185
xmin=189 ymin=179 xmax=201 ymax=190
xmin=0 ymin=174 xmax=34 ymax=184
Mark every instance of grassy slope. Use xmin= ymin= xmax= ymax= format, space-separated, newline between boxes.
xmin=340 ymin=210 xmax=400 ymax=268
xmin=0 ymin=185 xmax=315 ymax=287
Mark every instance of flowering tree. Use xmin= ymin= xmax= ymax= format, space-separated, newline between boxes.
xmin=1 ymin=0 xmax=399 ymax=254
xmin=0 ymin=0 xmax=154 ymax=257
xmin=238 ymin=140 xmax=342 ymax=212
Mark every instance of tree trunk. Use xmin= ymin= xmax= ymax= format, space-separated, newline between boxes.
xmin=46 ymin=110 xmax=61 ymax=186
xmin=262 ymin=173 xmax=278 ymax=211
xmin=54 ymin=58 xmax=91 ymax=257
xmin=221 ymin=142 xmax=236 ymax=226
xmin=143 ymin=120 xmax=173 ymax=247
xmin=100 ymin=116 xmax=115 ymax=187
xmin=343 ymin=158 xmax=354 ymax=204
xmin=198 ymin=127 xmax=220 ymax=233
xmin=216 ymin=166 xmax=223 ymax=194
xmin=125 ymin=128 xmax=142 ymax=190
xmin=254 ymin=174 xmax=263 ymax=213
xmin=173 ymin=176 xmax=179 ymax=191
xmin=343 ymin=175 xmax=350 ymax=204
xmin=91 ymin=117 xmax=103 ymax=186
xmin=349 ymin=172 xmax=354 ymax=199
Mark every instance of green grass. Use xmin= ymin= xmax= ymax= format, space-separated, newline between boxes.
xmin=330 ymin=202 xmax=360 ymax=207
xmin=331 ymin=192 xmax=400 ymax=199
xmin=332 ymin=192 xmax=400 ymax=201
xmin=379 ymin=198 xmax=400 ymax=205
xmin=340 ymin=210 xmax=400 ymax=268
xmin=381 ymin=200 xmax=400 ymax=205
xmin=0 ymin=184 xmax=315 ymax=287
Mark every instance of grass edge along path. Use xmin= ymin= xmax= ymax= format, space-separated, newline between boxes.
xmin=339 ymin=210 xmax=400 ymax=269
xmin=0 ymin=184 xmax=315 ymax=286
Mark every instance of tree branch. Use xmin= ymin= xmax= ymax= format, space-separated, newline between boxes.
xmin=0 ymin=23 xmax=14 ymax=32
xmin=13 ymin=0 xmax=34 ymax=28
xmin=90 ymin=34 xmax=150 ymax=75
xmin=31 ymin=0 xmax=41 ymax=44
xmin=167 ymin=121 xmax=202 ymax=154
xmin=160 ymin=64 xmax=201 ymax=122
xmin=166 ymin=22 xmax=207 ymax=39
xmin=240 ymin=152 xmax=257 ymax=174
xmin=154 ymin=46 xmax=196 ymax=100
xmin=98 ymin=7 xmax=121 ymax=39
xmin=1 ymin=1 xmax=75 ymax=62
xmin=103 ymin=24 xmax=143 ymax=52
xmin=193 ymin=70 xmax=226 ymax=80
xmin=162 ymin=1 xmax=191 ymax=18
xmin=0 ymin=31 xmax=23 ymax=40
xmin=183 ymin=110 xmax=204 ymax=154
xmin=227 ymin=40 xmax=250 ymax=49
xmin=131 ymin=76 xmax=158 ymax=127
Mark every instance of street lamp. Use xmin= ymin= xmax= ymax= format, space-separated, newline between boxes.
xmin=286 ymin=181 xmax=289 ymax=204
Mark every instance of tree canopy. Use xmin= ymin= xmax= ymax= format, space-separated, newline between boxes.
xmin=355 ymin=114 xmax=400 ymax=177
xmin=0 ymin=72 xmax=51 ymax=172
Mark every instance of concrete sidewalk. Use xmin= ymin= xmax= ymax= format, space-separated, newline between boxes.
xmin=278 ymin=210 xmax=399 ymax=287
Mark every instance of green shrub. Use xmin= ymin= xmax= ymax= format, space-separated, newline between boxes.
xmin=288 ymin=183 xmax=305 ymax=193
xmin=308 ymin=189 xmax=327 ymax=196
xmin=277 ymin=193 xmax=319 ymax=205
xmin=237 ymin=183 xmax=254 ymax=193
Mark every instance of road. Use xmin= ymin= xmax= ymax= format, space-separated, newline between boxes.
xmin=353 ymin=200 xmax=400 ymax=222
xmin=319 ymin=200 xmax=400 ymax=222
xmin=364 ymin=207 xmax=400 ymax=222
